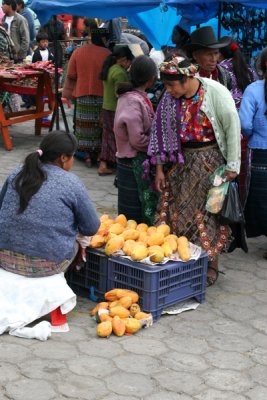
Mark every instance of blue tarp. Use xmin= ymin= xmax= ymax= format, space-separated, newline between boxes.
xmin=29 ymin=0 xmax=267 ymax=49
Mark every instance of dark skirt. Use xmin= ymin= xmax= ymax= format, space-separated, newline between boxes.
xmin=99 ymin=109 xmax=117 ymax=163
xmin=117 ymin=154 xmax=159 ymax=225
xmin=245 ymin=149 xmax=267 ymax=237
xmin=74 ymin=95 xmax=103 ymax=153
xmin=155 ymin=143 xmax=230 ymax=261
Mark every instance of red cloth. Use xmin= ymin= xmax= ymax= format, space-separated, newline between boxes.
xmin=66 ymin=43 xmax=111 ymax=98
xmin=199 ymin=67 xmax=219 ymax=81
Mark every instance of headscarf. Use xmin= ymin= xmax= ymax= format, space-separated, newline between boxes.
xmin=159 ymin=56 xmax=199 ymax=77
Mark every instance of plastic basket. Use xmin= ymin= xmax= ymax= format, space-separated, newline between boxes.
xmin=65 ymin=248 xmax=108 ymax=301
xmin=107 ymin=254 xmax=208 ymax=320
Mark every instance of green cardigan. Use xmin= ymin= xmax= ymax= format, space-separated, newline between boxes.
xmin=103 ymin=64 xmax=129 ymax=111
xmin=198 ymin=77 xmax=241 ymax=173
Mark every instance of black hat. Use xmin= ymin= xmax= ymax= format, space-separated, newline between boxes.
xmin=184 ymin=26 xmax=231 ymax=52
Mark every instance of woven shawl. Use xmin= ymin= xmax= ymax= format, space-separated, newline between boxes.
xmin=147 ymin=91 xmax=184 ymax=165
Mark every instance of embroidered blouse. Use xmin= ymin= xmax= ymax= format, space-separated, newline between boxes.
xmin=180 ymin=86 xmax=215 ymax=142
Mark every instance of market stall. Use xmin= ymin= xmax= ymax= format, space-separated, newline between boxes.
xmin=0 ymin=61 xmax=55 ymax=151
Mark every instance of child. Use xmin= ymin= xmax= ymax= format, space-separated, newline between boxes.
xmin=32 ymin=31 xmax=55 ymax=63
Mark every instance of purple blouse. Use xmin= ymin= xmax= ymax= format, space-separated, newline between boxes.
xmin=219 ymin=58 xmax=258 ymax=110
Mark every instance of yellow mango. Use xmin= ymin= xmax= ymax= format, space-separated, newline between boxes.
xmin=164 ymin=236 xmax=178 ymax=252
xmin=129 ymin=303 xmax=141 ymax=317
xmin=147 ymin=226 xmax=157 ymax=235
xmin=89 ymin=302 xmax=109 ymax=316
xmin=161 ymin=241 xmax=172 ymax=257
xmin=100 ymin=214 xmax=110 ymax=222
xmin=108 ymin=300 xmax=119 ymax=308
xmin=99 ymin=313 xmax=113 ymax=323
xmin=123 ymin=240 xmax=136 ymax=256
xmin=177 ymin=236 xmax=189 ymax=247
xmin=96 ymin=321 xmax=112 ymax=337
xmin=122 ymin=229 xmax=140 ymax=241
xmin=105 ymin=236 xmax=124 ymax=256
xmin=131 ymin=244 xmax=148 ymax=261
xmin=112 ymin=316 xmax=126 ymax=336
xmin=118 ymin=296 xmax=132 ymax=309
xmin=124 ymin=318 xmax=141 ymax=334
xmin=134 ymin=311 xmax=152 ymax=320
xmin=89 ymin=234 xmax=106 ymax=248
xmin=149 ymin=247 xmax=164 ymax=263
xmin=109 ymin=306 xmax=130 ymax=318
xmin=156 ymin=224 xmax=171 ymax=237
xmin=116 ymin=289 xmax=139 ymax=303
xmin=109 ymin=223 xmax=125 ymax=235
xmin=147 ymin=232 xmax=165 ymax=246
xmin=115 ymin=214 xmax=127 ymax=227
xmin=178 ymin=244 xmax=191 ymax=262
xmin=136 ymin=223 xmax=148 ymax=232
xmin=138 ymin=232 xmax=149 ymax=245
xmin=105 ymin=218 xmax=116 ymax=227
xmin=126 ymin=219 xmax=138 ymax=229
xmin=105 ymin=289 xmax=119 ymax=302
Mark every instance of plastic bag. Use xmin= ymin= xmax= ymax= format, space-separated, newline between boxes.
xmin=219 ymin=182 xmax=245 ymax=225
xmin=206 ymin=165 xmax=229 ymax=214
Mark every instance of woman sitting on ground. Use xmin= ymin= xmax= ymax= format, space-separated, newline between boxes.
xmin=0 ymin=131 xmax=100 ymax=339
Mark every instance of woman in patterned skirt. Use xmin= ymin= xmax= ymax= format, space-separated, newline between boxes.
xmin=64 ymin=18 xmax=110 ymax=166
xmin=148 ymin=56 xmax=241 ymax=286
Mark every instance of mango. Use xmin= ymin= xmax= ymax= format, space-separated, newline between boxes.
xmin=178 ymin=245 xmax=191 ymax=261
xmin=149 ymin=247 xmax=164 ymax=263
xmin=164 ymin=236 xmax=178 ymax=252
xmin=123 ymin=239 xmax=136 ymax=256
xmin=131 ymin=244 xmax=148 ymax=261
xmin=112 ymin=316 xmax=126 ymax=336
xmin=105 ymin=236 xmax=124 ymax=256
xmin=115 ymin=214 xmax=127 ymax=227
xmin=116 ymin=289 xmax=139 ymax=303
xmin=177 ymin=236 xmax=189 ymax=247
xmin=147 ymin=232 xmax=165 ymax=246
xmin=109 ymin=223 xmax=125 ymax=235
xmin=99 ymin=313 xmax=113 ymax=323
xmin=89 ymin=302 xmax=109 ymax=316
xmin=147 ymin=226 xmax=157 ymax=235
xmin=136 ymin=223 xmax=148 ymax=232
xmin=129 ymin=303 xmax=141 ymax=317
xmin=138 ymin=232 xmax=149 ymax=245
xmin=89 ymin=234 xmax=106 ymax=248
xmin=161 ymin=241 xmax=172 ymax=257
xmin=109 ymin=306 xmax=130 ymax=318
xmin=100 ymin=214 xmax=110 ymax=222
xmin=105 ymin=289 xmax=120 ymax=302
xmin=118 ymin=296 xmax=132 ymax=309
xmin=156 ymin=224 xmax=170 ymax=237
xmin=96 ymin=321 xmax=112 ymax=337
xmin=124 ymin=318 xmax=141 ymax=334
xmin=134 ymin=312 xmax=152 ymax=320
xmin=126 ymin=219 xmax=137 ymax=229
xmin=122 ymin=229 xmax=140 ymax=241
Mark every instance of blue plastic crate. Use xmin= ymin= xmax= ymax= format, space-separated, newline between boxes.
xmin=65 ymin=248 xmax=108 ymax=301
xmin=107 ymin=254 xmax=208 ymax=320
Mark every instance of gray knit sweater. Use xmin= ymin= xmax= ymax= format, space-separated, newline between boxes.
xmin=0 ymin=164 xmax=100 ymax=262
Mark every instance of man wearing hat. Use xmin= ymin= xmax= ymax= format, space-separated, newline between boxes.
xmin=184 ymin=26 xmax=232 ymax=90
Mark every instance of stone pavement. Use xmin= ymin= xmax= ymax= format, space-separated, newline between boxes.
xmin=0 ymin=115 xmax=267 ymax=400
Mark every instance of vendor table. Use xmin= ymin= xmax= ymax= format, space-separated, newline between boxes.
xmin=0 ymin=69 xmax=55 ymax=151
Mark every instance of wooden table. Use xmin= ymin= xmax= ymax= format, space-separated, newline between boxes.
xmin=0 ymin=69 xmax=55 ymax=150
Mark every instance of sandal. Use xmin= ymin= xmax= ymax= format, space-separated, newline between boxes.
xmin=206 ymin=267 xmax=225 ymax=287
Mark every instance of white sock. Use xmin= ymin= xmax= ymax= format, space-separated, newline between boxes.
xmin=9 ymin=321 xmax=52 ymax=341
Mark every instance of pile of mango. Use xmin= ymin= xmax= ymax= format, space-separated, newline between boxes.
xmin=90 ymin=289 xmax=152 ymax=338
xmin=90 ymin=214 xmax=191 ymax=263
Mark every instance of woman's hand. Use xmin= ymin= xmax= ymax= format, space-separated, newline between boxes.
xmin=224 ymin=170 xmax=238 ymax=182
xmin=155 ymin=165 xmax=166 ymax=192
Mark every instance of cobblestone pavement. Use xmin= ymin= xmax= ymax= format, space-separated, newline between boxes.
xmin=0 ymin=116 xmax=267 ymax=400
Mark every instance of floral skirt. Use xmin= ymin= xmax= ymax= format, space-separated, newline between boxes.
xmin=155 ymin=143 xmax=230 ymax=261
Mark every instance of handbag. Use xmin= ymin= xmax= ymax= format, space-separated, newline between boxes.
xmin=219 ymin=182 xmax=245 ymax=225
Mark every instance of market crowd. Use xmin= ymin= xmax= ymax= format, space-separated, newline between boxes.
xmin=0 ymin=7 xmax=267 ymax=338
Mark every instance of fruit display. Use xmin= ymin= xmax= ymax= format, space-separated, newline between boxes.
xmin=89 ymin=214 xmax=191 ymax=263
xmin=90 ymin=289 xmax=153 ymax=338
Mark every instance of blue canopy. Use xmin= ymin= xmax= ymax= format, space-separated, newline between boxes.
xmin=29 ymin=0 xmax=267 ymax=49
